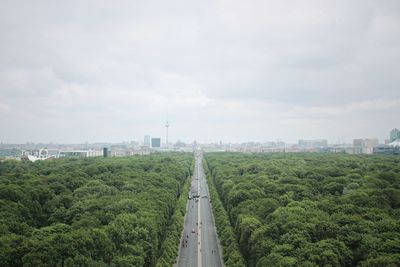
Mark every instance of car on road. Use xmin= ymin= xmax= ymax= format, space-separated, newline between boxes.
xmin=192 ymin=228 xmax=195 ymax=233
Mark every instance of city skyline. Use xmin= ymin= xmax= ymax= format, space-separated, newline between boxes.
xmin=0 ymin=130 xmax=397 ymax=146
xmin=1 ymin=1 xmax=400 ymax=144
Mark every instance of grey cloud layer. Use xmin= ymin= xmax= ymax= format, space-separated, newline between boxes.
xmin=0 ymin=0 xmax=399 ymax=143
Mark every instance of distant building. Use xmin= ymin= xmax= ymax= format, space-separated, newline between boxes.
xmin=352 ymin=138 xmax=379 ymax=154
xmin=87 ymin=150 xmax=102 ymax=157
xmin=353 ymin=139 xmax=364 ymax=148
xmin=144 ymin=135 xmax=151 ymax=147
xmin=103 ymin=147 xmax=108 ymax=157
xmin=364 ymin=138 xmax=379 ymax=148
xmin=60 ymin=151 xmax=88 ymax=157
xmin=390 ymin=128 xmax=400 ymax=142
xmin=151 ymin=138 xmax=161 ymax=148
xmin=298 ymin=139 xmax=328 ymax=148
xmin=374 ymin=144 xmax=400 ymax=155
xmin=60 ymin=150 xmax=102 ymax=158
xmin=388 ymin=139 xmax=400 ymax=148
xmin=38 ymin=149 xmax=60 ymax=159
xmin=0 ymin=148 xmax=22 ymax=157
xmin=111 ymin=149 xmax=131 ymax=157
xmin=139 ymin=146 xmax=151 ymax=155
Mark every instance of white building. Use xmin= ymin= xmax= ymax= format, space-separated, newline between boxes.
xmin=59 ymin=150 xmax=102 ymax=158
xmin=37 ymin=149 xmax=60 ymax=159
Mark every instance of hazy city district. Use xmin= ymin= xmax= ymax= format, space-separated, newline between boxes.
xmin=1 ymin=128 xmax=399 ymax=162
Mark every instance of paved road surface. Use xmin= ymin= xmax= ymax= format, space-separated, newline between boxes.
xmin=176 ymin=152 xmax=223 ymax=267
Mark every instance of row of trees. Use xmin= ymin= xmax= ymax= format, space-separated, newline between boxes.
xmin=0 ymin=153 xmax=192 ymax=266
xmin=204 ymin=160 xmax=246 ymax=267
xmin=156 ymin=171 xmax=192 ymax=266
xmin=204 ymin=153 xmax=400 ymax=267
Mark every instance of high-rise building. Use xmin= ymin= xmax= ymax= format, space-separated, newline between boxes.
xmin=352 ymin=138 xmax=378 ymax=154
xmin=103 ymin=147 xmax=108 ymax=157
xmin=144 ymin=135 xmax=151 ymax=147
xmin=151 ymin=138 xmax=161 ymax=148
xmin=390 ymin=128 xmax=400 ymax=142
xmin=353 ymin=139 xmax=364 ymax=148
xmin=364 ymin=138 xmax=379 ymax=148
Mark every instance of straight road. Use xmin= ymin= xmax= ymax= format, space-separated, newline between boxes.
xmin=176 ymin=151 xmax=223 ymax=267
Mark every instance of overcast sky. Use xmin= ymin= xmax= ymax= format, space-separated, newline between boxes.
xmin=1 ymin=0 xmax=399 ymax=144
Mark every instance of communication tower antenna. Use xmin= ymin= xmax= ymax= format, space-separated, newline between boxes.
xmin=165 ymin=120 xmax=170 ymax=148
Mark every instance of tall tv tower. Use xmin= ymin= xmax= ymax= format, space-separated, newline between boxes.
xmin=165 ymin=120 xmax=170 ymax=148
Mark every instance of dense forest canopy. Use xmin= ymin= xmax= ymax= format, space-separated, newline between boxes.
xmin=204 ymin=153 xmax=400 ymax=267
xmin=0 ymin=153 xmax=192 ymax=267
